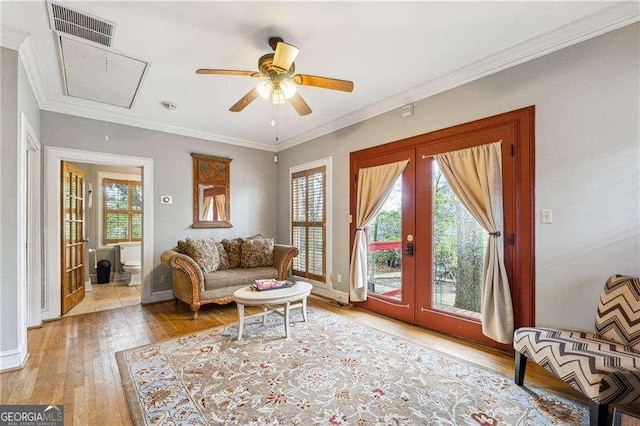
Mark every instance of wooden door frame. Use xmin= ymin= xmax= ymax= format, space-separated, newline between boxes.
xmin=349 ymin=106 xmax=535 ymax=345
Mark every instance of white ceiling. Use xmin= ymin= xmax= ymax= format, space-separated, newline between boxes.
xmin=1 ymin=1 xmax=638 ymax=151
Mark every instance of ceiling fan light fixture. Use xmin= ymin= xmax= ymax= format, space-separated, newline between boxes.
xmin=257 ymin=79 xmax=297 ymax=104
xmin=196 ymin=37 xmax=352 ymax=115
xmin=257 ymin=80 xmax=273 ymax=99
xmin=281 ymin=79 xmax=297 ymax=99
xmin=271 ymin=86 xmax=287 ymax=105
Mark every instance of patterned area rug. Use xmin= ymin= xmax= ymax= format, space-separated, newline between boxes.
xmin=116 ymin=307 xmax=588 ymax=425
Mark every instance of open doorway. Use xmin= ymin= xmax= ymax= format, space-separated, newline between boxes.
xmin=43 ymin=147 xmax=154 ymax=321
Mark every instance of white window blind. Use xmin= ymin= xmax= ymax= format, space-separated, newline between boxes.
xmin=104 ymin=178 xmax=142 ymax=244
xmin=291 ymin=166 xmax=326 ymax=281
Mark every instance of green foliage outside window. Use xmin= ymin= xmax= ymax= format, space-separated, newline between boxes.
xmin=104 ymin=178 xmax=142 ymax=244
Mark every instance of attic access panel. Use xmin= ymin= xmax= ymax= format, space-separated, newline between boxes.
xmin=59 ymin=36 xmax=149 ymax=109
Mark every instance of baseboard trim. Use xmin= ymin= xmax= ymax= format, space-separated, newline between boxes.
xmin=143 ymin=290 xmax=174 ymax=305
xmin=311 ymin=285 xmax=349 ymax=304
xmin=0 ymin=344 xmax=28 ymax=372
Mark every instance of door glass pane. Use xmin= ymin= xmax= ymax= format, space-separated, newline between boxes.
xmin=367 ymin=177 xmax=402 ymax=300
xmin=432 ymin=162 xmax=487 ymax=319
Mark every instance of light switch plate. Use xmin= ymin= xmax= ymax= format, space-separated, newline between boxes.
xmin=541 ymin=209 xmax=552 ymax=223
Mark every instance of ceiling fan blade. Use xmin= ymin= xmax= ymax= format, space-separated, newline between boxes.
xmin=272 ymin=42 xmax=299 ymax=71
xmin=293 ymin=74 xmax=354 ymax=92
xmin=196 ymin=69 xmax=257 ymax=77
xmin=229 ymin=87 xmax=259 ymax=112
xmin=289 ymin=93 xmax=312 ymax=116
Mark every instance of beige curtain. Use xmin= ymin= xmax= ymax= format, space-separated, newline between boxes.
xmin=202 ymin=196 xmax=214 ymax=221
xmin=214 ymin=194 xmax=226 ymax=221
xmin=349 ymin=159 xmax=409 ymax=302
xmin=435 ymin=141 xmax=514 ymax=344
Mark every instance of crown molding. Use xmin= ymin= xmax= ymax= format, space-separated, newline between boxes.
xmin=0 ymin=25 xmax=29 ymax=50
xmin=39 ymin=98 xmax=277 ymax=152
xmin=18 ymin=36 xmax=47 ymax=108
xmin=275 ymin=2 xmax=639 ymax=152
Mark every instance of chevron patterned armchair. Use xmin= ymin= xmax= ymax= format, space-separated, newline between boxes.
xmin=513 ymin=274 xmax=640 ymax=426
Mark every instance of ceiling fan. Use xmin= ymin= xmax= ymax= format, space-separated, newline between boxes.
xmin=196 ymin=37 xmax=354 ymax=116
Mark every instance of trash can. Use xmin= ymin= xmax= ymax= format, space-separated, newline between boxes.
xmin=96 ymin=259 xmax=111 ymax=284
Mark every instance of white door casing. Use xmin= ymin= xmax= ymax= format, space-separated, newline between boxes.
xmin=43 ymin=147 xmax=155 ymax=320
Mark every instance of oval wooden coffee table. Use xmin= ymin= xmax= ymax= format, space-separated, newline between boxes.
xmin=233 ymin=281 xmax=312 ymax=341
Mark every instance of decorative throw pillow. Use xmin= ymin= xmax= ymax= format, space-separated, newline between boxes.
xmin=180 ymin=238 xmax=220 ymax=274
xmin=222 ymin=234 xmax=262 ymax=269
xmin=240 ymin=237 xmax=274 ymax=268
xmin=215 ymin=242 xmax=230 ymax=270
xmin=222 ymin=238 xmax=242 ymax=269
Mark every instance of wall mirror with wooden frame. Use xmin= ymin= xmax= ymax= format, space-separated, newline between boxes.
xmin=192 ymin=154 xmax=232 ymax=228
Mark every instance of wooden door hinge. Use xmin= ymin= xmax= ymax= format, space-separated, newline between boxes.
xmin=510 ymin=144 xmax=515 ymax=157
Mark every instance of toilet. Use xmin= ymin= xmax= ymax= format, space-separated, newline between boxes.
xmin=119 ymin=243 xmax=141 ymax=286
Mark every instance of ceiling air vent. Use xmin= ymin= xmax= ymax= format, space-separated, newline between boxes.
xmin=49 ymin=2 xmax=115 ymax=47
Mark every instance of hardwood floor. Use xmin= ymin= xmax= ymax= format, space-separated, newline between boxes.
xmin=0 ymin=296 xmax=585 ymax=425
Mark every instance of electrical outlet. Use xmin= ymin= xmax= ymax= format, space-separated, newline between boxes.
xmin=336 ymin=274 xmax=342 ymax=283
xmin=160 ymin=274 xmax=167 ymax=284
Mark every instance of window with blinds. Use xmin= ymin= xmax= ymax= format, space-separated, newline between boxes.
xmin=103 ymin=178 xmax=142 ymax=244
xmin=291 ymin=166 xmax=326 ymax=282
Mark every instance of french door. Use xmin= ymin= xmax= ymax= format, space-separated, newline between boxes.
xmin=353 ymin=150 xmax=416 ymax=324
xmin=61 ymin=161 xmax=86 ymax=314
xmin=414 ymin=126 xmax=516 ymax=348
xmin=350 ymin=107 xmax=534 ymax=349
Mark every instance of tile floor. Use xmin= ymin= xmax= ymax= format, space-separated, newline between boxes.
xmin=65 ymin=281 xmax=141 ymax=316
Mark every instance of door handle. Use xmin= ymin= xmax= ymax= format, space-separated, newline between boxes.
xmin=404 ymin=243 xmax=414 ymax=257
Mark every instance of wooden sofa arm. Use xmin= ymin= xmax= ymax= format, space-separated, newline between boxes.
xmin=160 ymin=249 xmax=206 ymax=318
xmin=273 ymin=244 xmax=299 ymax=280
xmin=160 ymin=248 xmax=205 ymax=286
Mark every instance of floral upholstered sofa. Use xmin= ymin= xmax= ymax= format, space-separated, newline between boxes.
xmin=160 ymin=235 xmax=298 ymax=319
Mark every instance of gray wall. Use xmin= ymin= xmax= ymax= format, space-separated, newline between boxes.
xmin=1 ymin=47 xmax=19 ymax=352
xmin=276 ymin=23 xmax=640 ymax=331
xmin=1 ymin=46 xmax=41 ymax=353
xmin=41 ymin=112 xmax=278 ymax=293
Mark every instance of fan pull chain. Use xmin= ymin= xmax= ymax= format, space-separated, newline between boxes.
xmin=275 ymin=104 xmax=279 ymax=141
xmin=104 ymin=54 xmax=109 ymax=143
xmin=271 ymin=103 xmax=279 ymax=141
